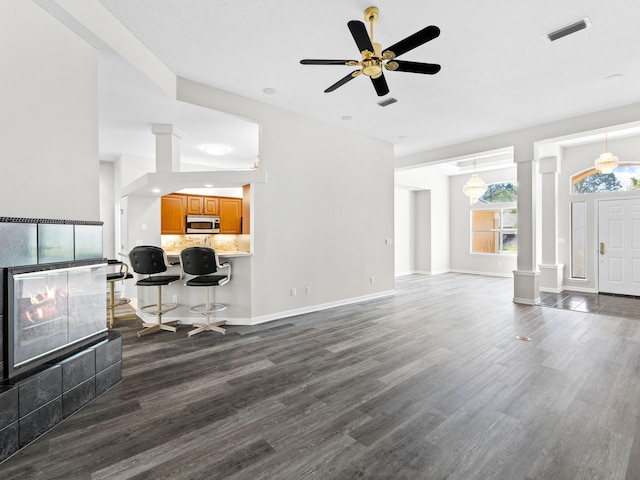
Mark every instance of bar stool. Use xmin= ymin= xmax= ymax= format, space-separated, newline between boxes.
xmin=129 ymin=245 xmax=181 ymax=337
xmin=106 ymin=259 xmax=133 ymax=328
xmin=180 ymin=246 xmax=230 ymax=337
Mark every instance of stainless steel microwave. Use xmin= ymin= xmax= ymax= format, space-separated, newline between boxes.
xmin=186 ymin=215 xmax=220 ymax=234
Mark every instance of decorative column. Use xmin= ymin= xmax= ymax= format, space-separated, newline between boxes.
xmin=538 ymin=156 xmax=564 ymax=292
xmin=513 ymin=153 xmax=540 ymax=305
xmin=152 ymin=124 xmax=182 ymax=173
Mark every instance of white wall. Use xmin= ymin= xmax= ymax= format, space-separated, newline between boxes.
xmin=414 ymin=190 xmax=432 ymax=273
xmin=0 ymin=0 xmax=100 ymax=221
xmin=394 ymin=188 xmax=413 ymax=276
xmin=395 ymin=166 xmax=450 ymax=275
xmin=178 ymin=78 xmax=395 ymax=320
xmin=99 ymin=162 xmax=116 ymax=257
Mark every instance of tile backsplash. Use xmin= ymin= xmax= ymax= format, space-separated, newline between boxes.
xmin=161 ymin=234 xmax=250 ymax=254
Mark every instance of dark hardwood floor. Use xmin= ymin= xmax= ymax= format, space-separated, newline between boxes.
xmin=2 ymin=273 xmax=640 ymax=479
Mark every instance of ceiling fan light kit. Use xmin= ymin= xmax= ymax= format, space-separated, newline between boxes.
xmin=300 ymin=6 xmax=441 ymax=96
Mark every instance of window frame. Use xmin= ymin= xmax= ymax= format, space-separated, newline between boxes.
xmin=469 ymin=204 xmax=518 ymax=255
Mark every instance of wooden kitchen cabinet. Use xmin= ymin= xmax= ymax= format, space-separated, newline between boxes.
xmin=184 ymin=195 xmax=218 ymax=215
xmin=219 ymin=197 xmax=242 ymax=234
xmin=161 ymin=194 xmax=186 ymax=234
xmin=185 ymin=195 xmax=204 ymax=215
xmin=162 ymin=193 xmax=241 ymax=235
xmin=203 ymin=197 xmax=219 ymax=215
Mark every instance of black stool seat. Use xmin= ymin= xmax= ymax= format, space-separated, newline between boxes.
xmin=107 ymin=272 xmax=134 ymax=281
xmin=186 ymin=275 xmax=228 ymax=287
xmin=137 ymin=275 xmax=181 ymax=286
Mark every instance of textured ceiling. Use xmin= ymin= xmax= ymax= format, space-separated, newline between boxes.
xmin=52 ymin=1 xmax=640 ymax=167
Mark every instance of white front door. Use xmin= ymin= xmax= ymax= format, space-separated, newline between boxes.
xmin=598 ymin=198 xmax=640 ymax=295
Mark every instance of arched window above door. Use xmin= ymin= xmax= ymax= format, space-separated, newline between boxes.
xmin=571 ymin=164 xmax=640 ymax=194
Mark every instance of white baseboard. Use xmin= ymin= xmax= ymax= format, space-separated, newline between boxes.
xmin=559 ymin=285 xmax=597 ymax=293
xmin=137 ymin=289 xmax=396 ymax=326
xmin=513 ymin=296 xmax=541 ymax=305
xmin=539 ymin=286 xmax=564 ymax=293
xmin=394 ymin=269 xmax=449 ymax=277
xmin=244 ymin=290 xmax=396 ymax=326
xmin=450 ymin=269 xmax=513 ymax=278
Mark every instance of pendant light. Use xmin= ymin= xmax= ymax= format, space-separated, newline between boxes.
xmin=463 ymin=161 xmax=487 ymax=203
xmin=594 ymin=133 xmax=619 ymax=174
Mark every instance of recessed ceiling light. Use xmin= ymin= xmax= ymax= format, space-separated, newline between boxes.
xmin=204 ymin=184 xmax=213 ymax=188
xmin=342 ymin=116 xmax=352 ymax=121
xmin=397 ymin=135 xmax=407 ymax=140
xmin=152 ymin=188 xmax=161 ymax=194
xmin=202 ymin=144 xmax=229 ymax=156
xmin=263 ymin=88 xmax=277 ymax=95
xmin=604 ymin=73 xmax=624 ymax=81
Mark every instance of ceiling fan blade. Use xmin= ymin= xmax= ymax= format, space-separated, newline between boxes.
xmin=370 ymin=74 xmax=389 ymax=97
xmin=383 ymin=25 xmax=440 ymax=58
xmin=348 ymin=20 xmax=374 ymax=54
xmin=392 ymin=60 xmax=441 ymax=74
xmin=300 ymin=59 xmax=355 ymax=65
xmin=325 ymin=70 xmax=361 ymax=93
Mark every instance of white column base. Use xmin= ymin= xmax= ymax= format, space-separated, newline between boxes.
xmin=539 ymin=264 xmax=564 ymax=293
xmin=513 ymin=270 xmax=541 ymax=305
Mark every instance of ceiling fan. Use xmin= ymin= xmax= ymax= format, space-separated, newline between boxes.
xmin=300 ymin=6 xmax=441 ymax=97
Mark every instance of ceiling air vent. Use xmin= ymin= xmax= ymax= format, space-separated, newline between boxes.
xmin=546 ymin=17 xmax=591 ymax=42
xmin=378 ymin=97 xmax=398 ymax=107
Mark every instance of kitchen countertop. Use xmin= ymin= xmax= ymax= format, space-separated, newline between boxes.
xmin=119 ymin=250 xmax=252 ymax=263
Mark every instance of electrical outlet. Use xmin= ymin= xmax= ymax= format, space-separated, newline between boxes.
xmin=172 ymin=294 xmax=178 ymax=303
xmin=291 ymin=288 xmax=297 ymax=296
xmin=306 ymin=286 xmax=311 ymax=294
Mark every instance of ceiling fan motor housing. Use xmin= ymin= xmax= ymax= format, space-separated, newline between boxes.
xmin=299 ymin=6 xmax=441 ymax=96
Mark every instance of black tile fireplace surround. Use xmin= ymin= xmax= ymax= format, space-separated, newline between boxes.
xmin=0 ymin=217 xmax=123 ymax=464
xmin=0 ymin=216 xmax=106 ymax=380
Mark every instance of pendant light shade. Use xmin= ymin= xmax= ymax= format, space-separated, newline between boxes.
xmin=463 ymin=161 xmax=487 ymax=203
xmin=463 ymin=174 xmax=487 ymax=203
xmin=594 ymin=133 xmax=619 ymax=174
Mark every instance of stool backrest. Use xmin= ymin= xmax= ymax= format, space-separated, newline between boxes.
xmin=181 ymin=247 xmax=218 ymax=276
xmin=129 ymin=246 xmax=169 ymax=275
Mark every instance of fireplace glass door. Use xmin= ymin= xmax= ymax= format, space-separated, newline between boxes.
xmin=12 ymin=263 xmax=107 ymax=367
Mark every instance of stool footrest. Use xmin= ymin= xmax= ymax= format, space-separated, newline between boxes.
xmin=108 ymin=297 xmax=132 ymax=309
xmin=140 ymin=302 xmax=178 ymax=316
xmin=189 ymin=303 xmax=227 ymax=315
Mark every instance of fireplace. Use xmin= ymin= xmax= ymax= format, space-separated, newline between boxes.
xmin=5 ymin=260 xmax=107 ymax=379
xmin=0 ymin=217 xmax=108 ymax=380
xmin=0 ymin=217 xmax=123 ymax=463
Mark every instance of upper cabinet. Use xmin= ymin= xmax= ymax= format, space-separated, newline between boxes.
xmin=219 ymin=198 xmax=242 ymax=234
xmin=184 ymin=195 xmax=220 ymax=215
xmin=161 ymin=193 xmax=240 ymax=234
xmin=161 ymin=194 xmax=186 ymax=234
xmin=203 ymin=197 xmax=219 ymax=215
xmin=185 ymin=195 xmax=203 ymax=215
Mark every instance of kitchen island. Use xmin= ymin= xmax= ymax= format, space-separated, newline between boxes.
xmin=133 ymin=249 xmax=253 ymax=326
